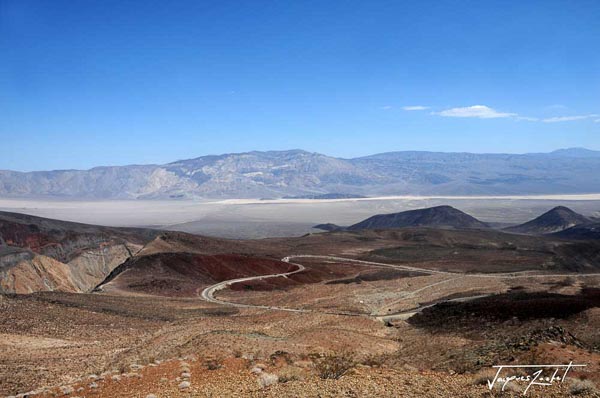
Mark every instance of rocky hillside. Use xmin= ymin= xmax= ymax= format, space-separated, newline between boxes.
xmin=0 ymin=212 xmax=287 ymax=295
xmin=96 ymin=252 xmax=292 ymax=296
xmin=0 ymin=212 xmax=158 ymax=294
xmin=2 ymin=148 xmax=600 ymax=199
xmin=505 ymin=206 xmax=591 ymax=235
xmin=347 ymin=205 xmax=489 ymax=231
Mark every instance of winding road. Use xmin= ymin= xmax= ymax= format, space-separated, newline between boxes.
xmin=199 ymin=255 xmax=600 ymax=321
xmin=199 ymin=257 xmax=310 ymax=313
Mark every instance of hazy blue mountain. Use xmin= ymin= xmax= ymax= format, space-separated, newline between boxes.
xmin=548 ymin=148 xmax=600 ymax=158
xmin=1 ymin=148 xmax=600 ymax=199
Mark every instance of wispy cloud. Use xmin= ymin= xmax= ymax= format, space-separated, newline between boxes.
xmin=381 ymin=105 xmax=393 ymax=110
xmin=515 ymin=116 xmax=539 ymax=122
xmin=542 ymin=114 xmax=598 ymax=123
xmin=402 ymin=105 xmax=429 ymax=111
xmin=435 ymin=105 xmax=516 ymax=119
xmin=413 ymin=104 xmax=598 ymax=123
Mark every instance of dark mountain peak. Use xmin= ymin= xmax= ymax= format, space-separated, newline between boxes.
xmin=547 ymin=206 xmax=586 ymax=217
xmin=551 ymin=205 xmax=572 ymax=211
xmin=428 ymin=205 xmax=455 ymax=211
xmin=505 ymin=206 xmax=591 ymax=235
xmin=347 ymin=206 xmax=489 ymax=231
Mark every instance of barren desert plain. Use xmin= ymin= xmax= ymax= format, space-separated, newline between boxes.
xmin=2 ymin=198 xmax=600 ymax=397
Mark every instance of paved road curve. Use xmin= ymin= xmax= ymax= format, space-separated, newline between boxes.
xmin=199 ymin=255 xmax=600 ymax=320
xmin=199 ymin=257 xmax=310 ymax=313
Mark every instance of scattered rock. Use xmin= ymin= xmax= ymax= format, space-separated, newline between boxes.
xmin=179 ymin=381 xmax=191 ymax=390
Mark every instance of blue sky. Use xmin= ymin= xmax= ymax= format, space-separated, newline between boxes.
xmin=1 ymin=0 xmax=599 ymax=171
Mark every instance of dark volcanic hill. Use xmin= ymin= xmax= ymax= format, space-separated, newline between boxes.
xmin=505 ymin=206 xmax=591 ymax=235
xmin=553 ymin=223 xmax=600 ymax=240
xmin=347 ymin=205 xmax=489 ymax=231
xmin=313 ymin=223 xmax=345 ymax=232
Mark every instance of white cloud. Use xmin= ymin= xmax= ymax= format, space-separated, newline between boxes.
xmin=542 ymin=114 xmax=599 ymax=123
xmin=436 ymin=105 xmax=516 ymax=119
xmin=515 ymin=116 xmax=539 ymax=122
xmin=402 ymin=105 xmax=429 ymax=111
xmin=595 ymin=119 xmax=600 ymax=123
xmin=381 ymin=105 xmax=393 ymax=110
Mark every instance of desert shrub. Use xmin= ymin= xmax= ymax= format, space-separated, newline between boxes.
xmin=472 ymin=369 xmax=498 ymax=386
xmin=258 ymin=373 xmax=279 ymax=388
xmin=315 ymin=351 xmax=355 ymax=380
xmin=270 ymin=350 xmax=293 ymax=365
xmin=569 ymin=379 xmax=598 ymax=395
xmin=499 ymin=382 xmax=522 ymax=395
xmin=360 ymin=353 xmax=388 ymax=367
xmin=278 ymin=374 xmax=299 ymax=383
xmin=117 ymin=363 xmax=128 ymax=374
xmin=277 ymin=366 xmax=304 ymax=383
xmin=205 ymin=358 xmax=222 ymax=370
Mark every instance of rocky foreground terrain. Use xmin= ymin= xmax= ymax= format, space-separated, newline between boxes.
xmin=2 ymin=208 xmax=600 ymax=396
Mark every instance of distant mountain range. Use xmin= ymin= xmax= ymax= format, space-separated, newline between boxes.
xmin=2 ymin=148 xmax=600 ymax=199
